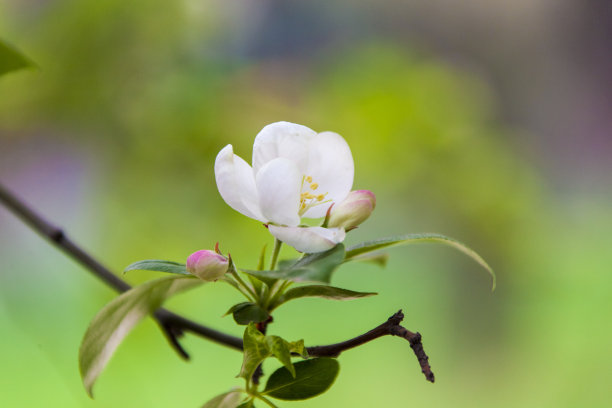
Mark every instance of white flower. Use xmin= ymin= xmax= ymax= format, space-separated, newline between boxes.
xmin=214 ymin=121 xmax=354 ymax=253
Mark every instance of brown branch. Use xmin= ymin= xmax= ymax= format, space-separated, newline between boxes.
xmin=306 ymin=310 xmax=435 ymax=382
xmin=0 ymin=183 xmax=242 ymax=358
xmin=1 ymin=183 xmax=434 ymax=382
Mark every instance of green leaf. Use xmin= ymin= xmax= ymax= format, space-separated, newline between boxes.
xmin=224 ymin=302 xmax=252 ymax=316
xmin=265 ymin=336 xmax=295 ymax=377
xmin=263 ymin=358 xmax=340 ymax=401
xmin=345 ymin=233 xmax=496 ymax=290
xmin=273 ymin=285 xmax=377 ymax=308
xmin=239 ymin=325 xmax=306 ymax=381
xmin=239 ymin=324 xmax=269 ymax=380
xmin=0 ymin=39 xmax=34 ymax=77
xmin=124 ymin=259 xmax=189 ymax=275
xmin=348 ymin=251 xmax=389 ymax=267
xmin=79 ymin=275 xmax=202 ymax=396
xmin=232 ymin=303 xmax=270 ymax=325
xmin=202 ymin=390 xmax=244 ymax=408
xmin=243 ymin=244 xmax=345 ymax=284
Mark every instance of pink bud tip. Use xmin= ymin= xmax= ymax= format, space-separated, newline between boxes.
xmin=186 ymin=249 xmax=229 ymax=281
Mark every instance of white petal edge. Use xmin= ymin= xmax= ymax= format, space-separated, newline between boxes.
xmin=214 ymin=145 xmax=265 ymax=222
xmin=268 ymin=225 xmax=346 ymax=253
xmin=302 ymin=131 xmax=354 ymax=218
xmin=252 ymin=121 xmax=317 ymax=175
xmin=256 ymin=157 xmax=301 ymax=226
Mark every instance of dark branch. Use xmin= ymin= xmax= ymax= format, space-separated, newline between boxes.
xmin=1 ymin=183 xmax=434 ymax=382
xmin=0 ymin=183 xmax=242 ymax=358
xmin=307 ymin=310 xmax=435 ymax=382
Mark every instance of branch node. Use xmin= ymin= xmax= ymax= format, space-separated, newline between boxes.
xmin=50 ymin=228 xmax=64 ymax=242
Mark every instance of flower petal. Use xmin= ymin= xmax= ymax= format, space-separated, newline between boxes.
xmin=214 ymin=144 xmax=265 ymax=222
xmin=268 ymin=225 xmax=346 ymax=253
xmin=252 ymin=122 xmax=317 ymax=175
xmin=256 ymin=157 xmax=301 ymax=226
xmin=302 ymin=131 xmax=354 ymax=218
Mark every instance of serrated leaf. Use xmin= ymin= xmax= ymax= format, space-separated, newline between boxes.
xmin=79 ymin=275 xmax=202 ymax=396
xmin=124 ymin=259 xmax=189 ymax=275
xmin=345 ymin=233 xmax=496 ymax=290
xmin=265 ymin=336 xmax=295 ymax=377
xmin=202 ymin=390 xmax=244 ymax=408
xmin=232 ymin=303 xmax=270 ymax=325
xmin=239 ymin=324 xmax=268 ymax=380
xmin=0 ymin=39 xmax=34 ymax=77
xmin=243 ymin=244 xmax=345 ymax=284
xmin=273 ymin=285 xmax=377 ymax=309
xmin=239 ymin=324 xmax=305 ymax=381
xmin=263 ymin=358 xmax=340 ymax=401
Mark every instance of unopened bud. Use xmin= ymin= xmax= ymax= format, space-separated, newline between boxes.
xmin=186 ymin=250 xmax=229 ymax=281
xmin=327 ymin=190 xmax=376 ymax=229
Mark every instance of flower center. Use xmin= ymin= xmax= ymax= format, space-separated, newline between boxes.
xmin=299 ymin=175 xmax=330 ymax=216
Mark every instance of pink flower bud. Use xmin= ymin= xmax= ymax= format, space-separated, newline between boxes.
xmin=327 ymin=190 xmax=376 ymax=230
xmin=186 ymin=250 xmax=229 ymax=281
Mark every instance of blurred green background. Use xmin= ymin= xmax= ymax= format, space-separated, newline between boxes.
xmin=1 ymin=0 xmax=611 ymax=407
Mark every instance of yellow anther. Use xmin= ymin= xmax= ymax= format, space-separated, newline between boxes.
xmin=310 ymin=183 xmax=319 ymax=190
xmin=306 ymin=176 xmax=313 ymax=183
xmin=316 ymin=194 xmax=325 ymax=201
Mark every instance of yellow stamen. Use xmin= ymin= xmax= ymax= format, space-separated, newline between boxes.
xmin=310 ymin=183 xmax=319 ymax=190
xmin=316 ymin=194 xmax=325 ymax=201
xmin=306 ymin=176 xmax=313 ymax=183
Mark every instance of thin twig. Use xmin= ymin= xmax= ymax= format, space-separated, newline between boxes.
xmin=306 ymin=310 xmax=435 ymax=382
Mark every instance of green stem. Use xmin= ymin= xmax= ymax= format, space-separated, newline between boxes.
xmin=269 ymin=238 xmax=282 ymax=270
xmin=255 ymin=394 xmax=279 ymax=408
xmin=230 ymin=269 xmax=258 ymax=302
xmin=266 ymin=280 xmax=293 ymax=310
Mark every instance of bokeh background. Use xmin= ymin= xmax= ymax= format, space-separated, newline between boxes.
xmin=1 ymin=0 xmax=611 ymax=407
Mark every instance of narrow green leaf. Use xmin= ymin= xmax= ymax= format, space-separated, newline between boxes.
xmin=345 ymin=233 xmax=496 ymax=290
xmin=0 ymin=39 xmax=34 ymax=77
xmin=263 ymin=358 xmax=340 ymax=401
xmin=202 ymin=390 xmax=244 ymax=408
xmin=257 ymin=244 xmax=267 ymax=271
xmin=274 ymin=285 xmax=377 ymax=308
xmin=236 ymin=401 xmax=255 ymax=408
xmin=348 ymin=251 xmax=389 ymax=267
xmin=124 ymin=259 xmax=189 ymax=275
xmin=243 ymin=244 xmax=345 ymax=284
xmin=232 ymin=303 xmax=270 ymax=325
xmin=79 ymin=275 xmax=202 ymax=396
